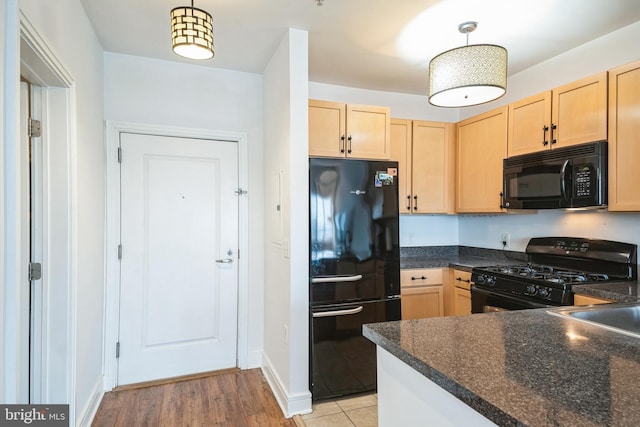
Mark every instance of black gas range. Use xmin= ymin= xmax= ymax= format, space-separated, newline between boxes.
xmin=471 ymin=237 xmax=637 ymax=313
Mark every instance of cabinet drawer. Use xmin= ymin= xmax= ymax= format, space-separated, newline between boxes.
xmin=452 ymin=270 xmax=472 ymax=291
xmin=401 ymin=268 xmax=443 ymax=287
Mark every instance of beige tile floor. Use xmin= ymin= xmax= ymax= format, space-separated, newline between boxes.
xmin=299 ymin=393 xmax=378 ymax=427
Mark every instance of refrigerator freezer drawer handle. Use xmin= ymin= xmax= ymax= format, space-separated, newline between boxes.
xmin=311 ymin=275 xmax=363 ymax=283
xmin=312 ymin=306 xmax=364 ymax=318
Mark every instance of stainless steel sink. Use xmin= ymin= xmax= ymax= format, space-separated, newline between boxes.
xmin=549 ymin=302 xmax=640 ymax=339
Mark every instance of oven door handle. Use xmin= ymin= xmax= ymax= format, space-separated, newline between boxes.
xmin=311 ymin=275 xmax=363 ymax=284
xmin=312 ymin=306 xmax=364 ymax=318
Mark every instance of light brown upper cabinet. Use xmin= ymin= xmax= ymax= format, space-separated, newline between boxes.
xmin=390 ymin=119 xmax=455 ymax=214
xmin=390 ymin=119 xmax=412 ymax=214
xmin=608 ymin=60 xmax=640 ymax=211
xmin=456 ymin=106 xmax=508 ymax=213
xmin=309 ymin=99 xmax=391 ymax=159
xmin=507 ymin=72 xmax=608 ymax=156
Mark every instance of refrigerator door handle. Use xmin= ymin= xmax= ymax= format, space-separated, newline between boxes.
xmin=311 ymin=274 xmax=363 ymax=284
xmin=312 ymin=306 xmax=363 ymax=318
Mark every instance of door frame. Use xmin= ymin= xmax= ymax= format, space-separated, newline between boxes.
xmin=104 ymin=121 xmax=250 ymax=389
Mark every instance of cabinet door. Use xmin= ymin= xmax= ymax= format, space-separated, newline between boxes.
xmin=574 ymin=294 xmax=614 ymax=306
xmin=453 ymin=287 xmax=471 ymax=316
xmin=456 ymin=106 xmax=507 ymax=213
xmin=390 ymin=119 xmax=413 ymax=214
xmin=608 ymin=61 xmax=640 ymax=211
xmin=552 ymin=72 xmax=607 ymax=148
xmin=346 ymin=104 xmax=391 ymax=160
xmin=401 ymin=286 xmax=444 ymax=320
xmin=412 ymin=121 xmax=455 ymax=214
xmin=508 ymin=91 xmax=552 ymax=156
xmin=309 ymin=99 xmax=346 ymax=157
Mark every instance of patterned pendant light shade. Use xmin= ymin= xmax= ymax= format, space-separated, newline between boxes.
xmin=428 ymin=22 xmax=507 ymax=107
xmin=171 ymin=1 xmax=214 ymax=60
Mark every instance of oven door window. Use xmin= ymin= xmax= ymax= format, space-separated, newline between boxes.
xmin=471 ymin=286 xmax=553 ymax=313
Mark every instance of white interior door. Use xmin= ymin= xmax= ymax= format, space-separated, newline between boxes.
xmin=117 ymin=132 xmax=239 ymax=386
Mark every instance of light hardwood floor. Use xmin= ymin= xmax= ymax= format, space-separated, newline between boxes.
xmin=92 ymin=369 xmax=297 ymax=427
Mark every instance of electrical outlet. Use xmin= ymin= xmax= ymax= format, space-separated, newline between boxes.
xmin=501 ymin=233 xmax=510 ymax=248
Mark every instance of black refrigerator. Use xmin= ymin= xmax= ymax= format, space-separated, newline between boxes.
xmin=309 ymin=158 xmax=401 ymax=401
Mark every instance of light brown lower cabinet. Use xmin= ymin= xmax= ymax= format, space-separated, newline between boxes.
xmin=573 ymin=294 xmax=615 ymax=306
xmin=453 ymin=287 xmax=471 ymax=316
xmin=400 ymin=268 xmax=444 ymax=320
xmin=452 ymin=269 xmax=472 ymax=316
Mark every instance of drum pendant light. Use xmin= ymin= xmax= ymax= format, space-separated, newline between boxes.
xmin=170 ymin=0 xmax=214 ymax=60
xmin=428 ymin=22 xmax=507 ymax=107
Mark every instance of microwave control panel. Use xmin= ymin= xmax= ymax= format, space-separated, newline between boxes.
xmin=574 ymin=164 xmax=594 ymax=197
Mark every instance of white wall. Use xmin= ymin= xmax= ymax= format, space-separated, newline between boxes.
xmin=103 ymin=52 xmax=266 ymax=367
xmin=459 ymin=20 xmax=640 ymax=251
xmin=460 ymin=211 xmax=640 ymax=252
xmin=3 ymin=0 xmax=105 ymax=423
xmin=263 ymin=28 xmax=311 ymax=416
xmin=0 ymin=1 xmax=5 ymax=404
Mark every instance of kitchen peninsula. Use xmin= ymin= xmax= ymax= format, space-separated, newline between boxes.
xmin=364 ymin=307 xmax=640 ymax=426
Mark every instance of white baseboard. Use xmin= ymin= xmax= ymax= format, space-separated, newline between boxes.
xmin=261 ymin=353 xmax=312 ymax=418
xmin=77 ymin=377 xmax=105 ymax=427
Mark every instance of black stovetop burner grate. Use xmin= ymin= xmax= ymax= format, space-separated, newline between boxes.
xmin=481 ymin=263 xmax=617 ymax=286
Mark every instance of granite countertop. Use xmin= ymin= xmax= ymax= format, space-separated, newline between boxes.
xmin=364 ymin=308 xmax=640 ymax=426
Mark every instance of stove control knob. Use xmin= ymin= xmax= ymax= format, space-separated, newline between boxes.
xmin=526 ymin=285 xmax=538 ymax=295
xmin=538 ymin=288 xmax=550 ymax=298
xmin=475 ymin=274 xmax=485 ymax=284
xmin=485 ymin=276 xmax=495 ymax=286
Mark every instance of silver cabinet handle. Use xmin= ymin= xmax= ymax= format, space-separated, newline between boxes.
xmin=216 ymin=258 xmax=233 ymax=264
xmin=311 ymin=274 xmax=363 ymax=283
xmin=312 ymin=306 xmax=363 ymax=318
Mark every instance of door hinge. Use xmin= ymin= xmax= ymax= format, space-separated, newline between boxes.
xmin=28 ymin=118 xmax=42 ymax=138
xmin=237 ymin=249 xmax=240 ymax=259
xmin=117 ymin=147 xmax=122 ymax=163
xmin=234 ymin=188 xmax=248 ymax=195
xmin=29 ymin=262 xmax=42 ymax=281
xmin=118 ymin=244 xmax=122 ymax=260
xmin=116 ymin=342 xmax=120 ymax=358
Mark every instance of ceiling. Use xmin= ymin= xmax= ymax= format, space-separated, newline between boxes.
xmin=81 ymin=0 xmax=640 ymax=96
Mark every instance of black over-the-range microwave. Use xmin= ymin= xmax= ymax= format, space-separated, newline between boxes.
xmin=502 ymin=140 xmax=607 ymax=210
